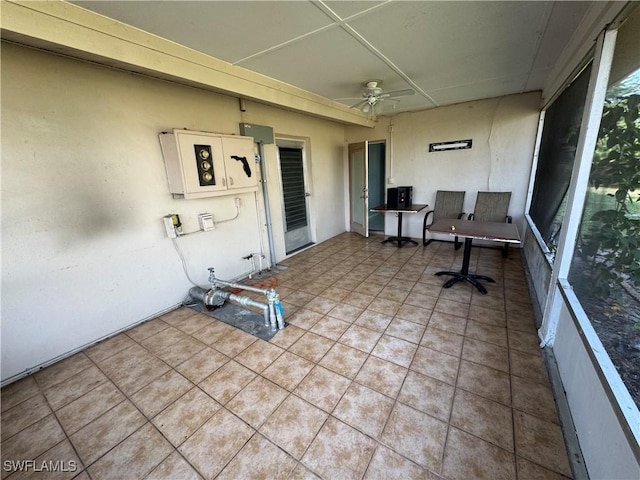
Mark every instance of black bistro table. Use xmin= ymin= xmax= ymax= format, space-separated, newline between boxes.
xmin=428 ymin=218 xmax=521 ymax=294
xmin=370 ymin=204 xmax=428 ymax=248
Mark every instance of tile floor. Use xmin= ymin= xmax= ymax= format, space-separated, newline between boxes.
xmin=1 ymin=233 xmax=573 ymax=479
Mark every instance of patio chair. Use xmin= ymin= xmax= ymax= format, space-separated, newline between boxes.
xmin=422 ymin=190 xmax=465 ymax=249
xmin=468 ymin=191 xmax=512 ymax=257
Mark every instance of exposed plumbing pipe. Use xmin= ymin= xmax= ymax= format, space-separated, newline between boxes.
xmin=207 ymin=268 xmax=284 ymax=329
xmin=256 ymin=142 xmax=278 ymax=269
xmin=188 ymin=286 xmax=271 ymax=328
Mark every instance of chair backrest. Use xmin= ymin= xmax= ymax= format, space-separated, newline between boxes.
xmin=433 ymin=190 xmax=465 ymax=221
xmin=472 ymin=191 xmax=511 ymax=222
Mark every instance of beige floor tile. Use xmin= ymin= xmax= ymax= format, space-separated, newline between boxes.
xmin=198 ymin=360 xmax=256 ymax=405
xmin=259 ymin=395 xmax=328 ymax=459
xmin=427 ymin=311 xmax=468 ymax=335
xmin=468 ymin=304 xmax=507 ymax=327
xmin=175 ymin=347 xmax=229 ymax=383
xmin=130 ymin=370 xmax=193 ymax=418
xmin=33 ymin=353 xmax=93 ymax=391
xmin=450 ymin=388 xmax=514 ymax=451
xmin=289 ymin=332 xmax=335 ymax=362
xmin=355 ymin=356 xmax=407 ymax=398
xmin=305 ymin=296 xmax=338 ymax=315
xmin=285 ymin=291 xmax=316 ymax=307
xmin=269 ymin=324 xmax=306 ymax=349
xmin=327 ymin=303 xmax=364 ymax=323
xmin=209 ymin=327 xmax=257 ymax=357
xmin=470 ymin=291 xmax=505 ymax=311
xmin=262 ymin=351 xmax=314 ymax=391
xmin=434 ymin=298 xmax=470 ymax=318
xmin=343 ymin=291 xmax=375 ymax=309
xmin=378 ymin=285 xmax=410 ymax=303
xmin=333 ymin=383 xmax=394 ymax=438
xmin=126 ymin=318 xmax=171 ymax=342
xmin=146 ymin=451 xmax=203 ymax=480
xmin=385 ymin=317 xmax=426 ymax=343
xmin=295 ymin=365 xmax=351 ymax=412
xmin=367 ymin=297 xmax=402 ymax=316
xmin=190 ymin=321 xmax=236 ymax=346
xmin=508 ymin=329 xmax=542 ymax=356
xmin=410 ymin=346 xmax=460 ymax=385
xmin=287 ymin=309 xmax=324 ymax=330
xmin=354 ymin=282 xmax=385 ymax=297
xmin=302 ymin=417 xmax=376 ymax=480
xmin=226 ymin=377 xmax=288 ymax=428
xmin=42 ymin=365 xmax=108 ymax=410
xmin=157 ymin=306 xmax=199 ymax=327
xmin=462 ymin=337 xmax=510 ymax=373
xmin=514 ymin=410 xmax=572 ymax=477
xmin=179 ymin=408 xmax=254 ymax=480
xmin=1 ymin=377 xmax=40 ymax=413
xmin=465 ymin=319 xmax=508 ymax=346
xmin=404 ymin=291 xmax=439 ymax=311
xmin=442 ymin=427 xmax=516 ymax=480
xmin=141 ymin=327 xmax=207 ymax=367
xmin=381 ymin=403 xmax=448 ymax=471
xmin=510 ymin=349 xmax=550 ymax=386
xmin=234 ymin=339 xmax=285 ymax=373
xmin=456 ymin=359 xmax=511 ymax=405
xmin=6 ymin=439 xmax=84 ymax=480
xmin=339 ymin=324 xmax=382 ymax=353
xmin=319 ymin=285 xmax=351 ymax=302
xmin=70 ymin=400 xmax=146 ymax=465
xmin=298 ymin=281 xmax=330 ymax=296
xmin=95 ymin=344 xmax=171 ymax=396
xmin=310 ymin=316 xmax=351 ymax=340
xmin=217 ymin=433 xmax=297 ymax=480
xmin=516 ymin=456 xmax=571 ymax=480
xmin=364 ymin=445 xmax=426 ymax=479
xmin=371 ymin=334 xmax=418 ymax=367
xmin=420 ymin=327 xmax=464 ymax=357
xmin=152 ymin=387 xmax=220 ymax=446
xmin=87 ymin=423 xmax=173 ymax=480
xmin=398 ymin=370 xmax=455 ymax=422
xmin=0 ymin=415 xmax=66 ymax=477
xmin=319 ymin=343 xmax=368 ymax=379
xmin=1 ymin=393 xmax=51 ymax=441
xmin=56 ymin=381 xmax=125 ymax=434
xmin=395 ymin=303 xmax=432 ymax=325
xmin=85 ymin=333 xmax=136 ymax=363
xmin=354 ymin=309 xmax=393 ymax=332
xmin=512 ymin=376 xmax=560 ymax=424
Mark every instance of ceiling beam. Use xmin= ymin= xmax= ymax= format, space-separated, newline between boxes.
xmin=0 ymin=0 xmax=375 ymax=127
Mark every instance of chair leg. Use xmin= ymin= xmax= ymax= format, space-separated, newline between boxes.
xmin=454 ymin=236 xmax=462 ymax=250
xmin=502 ymin=242 xmax=509 ymax=258
xmin=424 ymin=238 xmax=433 ymax=247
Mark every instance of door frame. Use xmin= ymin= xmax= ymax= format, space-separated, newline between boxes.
xmin=348 ymin=141 xmax=369 ymax=237
xmin=275 ymin=136 xmax=314 ymax=253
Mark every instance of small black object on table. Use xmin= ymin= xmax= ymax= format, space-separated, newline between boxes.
xmin=370 ymin=204 xmax=428 ymax=248
xmin=428 ymin=219 xmax=520 ymax=294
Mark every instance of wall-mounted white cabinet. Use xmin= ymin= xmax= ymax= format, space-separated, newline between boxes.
xmin=159 ymin=129 xmax=258 ymax=199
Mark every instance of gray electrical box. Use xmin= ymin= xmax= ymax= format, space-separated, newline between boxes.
xmin=239 ymin=123 xmax=274 ymax=144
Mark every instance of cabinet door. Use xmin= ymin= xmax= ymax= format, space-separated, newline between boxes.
xmin=222 ymin=137 xmax=257 ymax=190
xmin=176 ymin=132 xmax=227 ymax=193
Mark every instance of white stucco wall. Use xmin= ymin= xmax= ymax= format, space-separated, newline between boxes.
xmin=0 ymin=44 xmax=346 ymax=382
xmin=345 ymin=92 xmax=541 ymax=241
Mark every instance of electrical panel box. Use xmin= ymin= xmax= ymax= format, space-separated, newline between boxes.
xmin=239 ymin=123 xmax=274 ymax=144
xmin=159 ymin=129 xmax=258 ymax=199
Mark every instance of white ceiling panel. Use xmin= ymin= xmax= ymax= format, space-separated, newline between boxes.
xmin=67 ymin=0 xmax=605 ymax=116
xmin=74 ymin=1 xmax=333 ymax=63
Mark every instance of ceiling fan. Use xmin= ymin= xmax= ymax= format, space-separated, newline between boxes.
xmin=339 ymin=80 xmax=415 ymax=116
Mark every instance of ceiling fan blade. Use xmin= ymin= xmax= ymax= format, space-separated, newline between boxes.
xmin=349 ymin=99 xmax=368 ymax=109
xmin=383 ymin=89 xmax=415 ymax=98
xmin=333 ymin=97 xmax=366 ymax=101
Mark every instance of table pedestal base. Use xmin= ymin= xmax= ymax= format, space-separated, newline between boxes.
xmin=381 ymin=236 xmax=418 ymax=247
xmin=435 ymin=271 xmax=495 ymax=294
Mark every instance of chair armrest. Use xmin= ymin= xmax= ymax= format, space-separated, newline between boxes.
xmin=468 ymin=213 xmax=475 ymax=220
xmin=423 ymin=210 xmax=435 ymax=229
xmin=457 ymin=212 xmax=465 ymax=219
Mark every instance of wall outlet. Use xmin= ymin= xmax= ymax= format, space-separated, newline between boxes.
xmin=198 ymin=213 xmax=215 ymax=231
